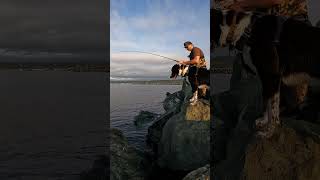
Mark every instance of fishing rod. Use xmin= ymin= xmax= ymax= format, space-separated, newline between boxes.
xmin=119 ymin=50 xmax=179 ymax=63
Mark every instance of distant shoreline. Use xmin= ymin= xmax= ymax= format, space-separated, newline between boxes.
xmin=111 ymin=79 xmax=183 ymax=85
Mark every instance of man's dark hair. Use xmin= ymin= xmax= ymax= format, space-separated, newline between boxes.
xmin=184 ymin=41 xmax=193 ymax=47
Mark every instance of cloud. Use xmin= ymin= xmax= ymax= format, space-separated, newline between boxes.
xmin=110 ymin=52 xmax=180 ymax=79
xmin=110 ymin=0 xmax=210 ymax=79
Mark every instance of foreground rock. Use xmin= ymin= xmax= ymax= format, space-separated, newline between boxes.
xmin=134 ymin=111 xmax=159 ymax=127
xmin=243 ymin=120 xmax=320 ymax=180
xmin=110 ymin=128 xmax=144 ymax=180
xmin=147 ymin=78 xmax=210 ymax=172
xmin=80 ymin=155 xmax=108 ymax=180
xmin=182 ymin=164 xmax=210 ymax=180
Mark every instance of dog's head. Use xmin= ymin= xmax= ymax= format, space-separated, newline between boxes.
xmin=198 ymin=84 xmax=210 ymax=97
xmin=170 ymin=64 xmax=189 ymax=79
xmin=211 ymin=9 xmax=252 ymax=48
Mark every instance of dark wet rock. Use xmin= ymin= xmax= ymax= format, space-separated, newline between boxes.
xmin=243 ymin=121 xmax=320 ymax=180
xmin=110 ymin=128 xmax=144 ymax=180
xmin=146 ymin=110 xmax=176 ymax=158
xmin=182 ymin=164 xmax=210 ymax=180
xmin=134 ymin=111 xmax=159 ymax=127
xmin=163 ymin=90 xmax=184 ymax=113
xmin=80 ymin=155 xmax=109 ymax=180
xmin=157 ymin=102 xmax=210 ymax=171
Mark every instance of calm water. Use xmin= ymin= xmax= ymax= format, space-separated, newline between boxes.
xmin=110 ymin=83 xmax=181 ymax=150
xmin=0 ymin=71 xmax=107 ymax=180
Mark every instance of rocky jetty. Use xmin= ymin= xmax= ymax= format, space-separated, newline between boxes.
xmin=146 ymin=78 xmax=210 ymax=175
xmin=109 ymin=77 xmax=211 ymax=179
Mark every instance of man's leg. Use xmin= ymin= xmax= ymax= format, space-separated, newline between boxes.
xmin=188 ymin=66 xmax=198 ymax=103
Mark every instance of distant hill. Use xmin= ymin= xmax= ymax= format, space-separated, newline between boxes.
xmin=111 ymin=79 xmax=183 ymax=85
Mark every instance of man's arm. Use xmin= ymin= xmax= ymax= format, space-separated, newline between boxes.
xmin=179 ymin=56 xmax=200 ymax=65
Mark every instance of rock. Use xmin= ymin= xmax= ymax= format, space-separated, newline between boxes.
xmin=110 ymin=128 xmax=144 ymax=180
xmin=134 ymin=111 xmax=159 ymax=127
xmin=146 ymin=110 xmax=176 ymax=157
xmin=185 ymin=99 xmax=210 ymax=121
xmin=243 ymin=121 xmax=320 ymax=180
xmin=163 ymin=90 xmax=184 ymax=113
xmin=213 ymin=53 xmax=320 ymax=179
xmin=182 ymin=164 xmax=210 ymax=180
xmin=80 ymin=155 xmax=109 ymax=180
xmin=157 ymin=97 xmax=210 ymax=171
xmin=146 ymin=78 xmax=210 ymax=172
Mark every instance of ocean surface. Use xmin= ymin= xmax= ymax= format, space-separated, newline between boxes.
xmin=0 ymin=71 xmax=107 ymax=180
xmin=110 ymin=83 xmax=181 ymax=150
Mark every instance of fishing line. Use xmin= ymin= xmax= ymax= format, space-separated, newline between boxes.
xmin=119 ymin=50 xmax=179 ymax=63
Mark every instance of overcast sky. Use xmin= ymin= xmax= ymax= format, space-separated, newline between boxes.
xmin=0 ymin=0 xmax=108 ymax=63
xmin=110 ymin=0 xmax=210 ymax=80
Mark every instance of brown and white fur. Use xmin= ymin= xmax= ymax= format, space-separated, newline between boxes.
xmin=211 ymin=9 xmax=320 ymax=138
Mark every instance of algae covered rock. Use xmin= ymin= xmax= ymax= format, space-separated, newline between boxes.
xmin=134 ymin=111 xmax=159 ymax=127
xmin=110 ymin=128 xmax=144 ymax=180
xmin=163 ymin=91 xmax=184 ymax=113
xmin=243 ymin=121 xmax=320 ymax=180
xmin=157 ymin=98 xmax=210 ymax=171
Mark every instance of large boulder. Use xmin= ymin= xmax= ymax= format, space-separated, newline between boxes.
xmin=163 ymin=91 xmax=184 ymax=113
xmin=243 ymin=120 xmax=320 ymax=180
xmin=110 ymin=128 xmax=144 ymax=180
xmin=156 ymin=79 xmax=210 ymax=171
xmin=157 ymin=101 xmax=210 ymax=171
xmin=147 ymin=78 xmax=210 ymax=171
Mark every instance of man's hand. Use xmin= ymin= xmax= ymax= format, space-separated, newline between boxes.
xmin=178 ymin=60 xmax=186 ymax=65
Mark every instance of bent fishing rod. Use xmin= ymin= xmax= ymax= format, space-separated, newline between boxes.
xmin=119 ymin=50 xmax=179 ymax=63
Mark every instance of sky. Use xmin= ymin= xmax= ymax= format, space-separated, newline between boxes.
xmin=110 ymin=0 xmax=210 ymax=80
xmin=0 ymin=0 xmax=108 ymax=64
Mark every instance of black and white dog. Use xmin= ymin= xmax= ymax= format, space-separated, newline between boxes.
xmin=170 ymin=64 xmax=210 ymax=101
xmin=170 ymin=64 xmax=189 ymax=79
xmin=212 ymin=9 xmax=320 ymax=138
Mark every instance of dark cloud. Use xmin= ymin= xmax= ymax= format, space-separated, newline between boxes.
xmin=0 ymin=0 xmax=109 ymax=63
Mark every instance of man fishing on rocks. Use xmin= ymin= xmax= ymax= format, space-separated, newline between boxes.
xmin=179 ymin=41 xmax=207 ymax=104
